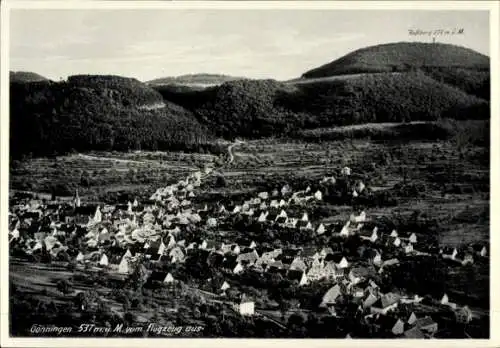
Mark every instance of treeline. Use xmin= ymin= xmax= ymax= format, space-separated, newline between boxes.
xmin=296 ymin=119 xmax=490 ymax=145
xmin=10 ymin=78 xmax=216 ymax=158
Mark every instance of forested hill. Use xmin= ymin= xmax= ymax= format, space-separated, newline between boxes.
xmin=300 ymin=42 xmax=490 ymax=100
xmin=155 ymin=71 xmax=489 ymax=139
xmin=302 ymin=42 xmax=490 ymax=78
xmin=10 ymin=76 xmax=217 ymax=159
xmin=10 ymin=71 xmax=50 ymax=83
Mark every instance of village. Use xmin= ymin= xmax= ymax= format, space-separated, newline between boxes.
xmin=8 ymin=152 xmax=489 ymax=338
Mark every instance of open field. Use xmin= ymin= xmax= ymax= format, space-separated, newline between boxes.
xmin=10 ymin=150 xmax=221 ymax=202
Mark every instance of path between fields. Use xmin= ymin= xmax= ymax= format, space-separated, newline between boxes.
xmin=227 ymin=140 xmax=245 ymax=164
xmin=76 ymin=153 xmax=146 ymax=165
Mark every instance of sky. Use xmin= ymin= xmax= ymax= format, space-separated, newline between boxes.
xmin=9 ymin=9 xmax=490 ymax=82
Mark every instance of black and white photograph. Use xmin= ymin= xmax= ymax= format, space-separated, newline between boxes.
xmin=1 ymin=1 xmax=498 ymax=345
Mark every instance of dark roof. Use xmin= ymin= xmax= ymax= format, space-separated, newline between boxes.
xmin=276 ymin=216 xmax=287 ymax=224
xmin=415 ymin=316 xmax=437 ymax=329
xmin=300 ymin=247 xmax=319 ymax=258
xmin=74 ymin=206 xmax=97 ymax=216
xmin=207 ymin=252 xmax=224 ymax=267
xmin=328 ymin=253 xmax=344 ymax=263
xmin=288 ymin=269 xmax=305 ymax=281
xmin=404 ymin=327 xmax=425 ymax=339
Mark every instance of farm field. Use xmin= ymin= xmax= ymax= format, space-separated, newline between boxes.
xmin=207 ymin=133 xmax=489 ymax=247
xmin=10 ymin=150 xmax=222 ymax=203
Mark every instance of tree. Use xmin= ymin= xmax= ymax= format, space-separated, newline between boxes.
xmin=57 ymin=279 xmax=72 ymax=295
xmin=215 ymin=175 xmax=227 ymax=188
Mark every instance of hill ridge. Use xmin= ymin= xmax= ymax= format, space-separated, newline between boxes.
xmin=302 ymin=41 xmax=489 ymax=78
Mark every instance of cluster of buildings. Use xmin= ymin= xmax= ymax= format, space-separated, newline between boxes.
xmin=8 ymin=164 xmax=487 ymax=334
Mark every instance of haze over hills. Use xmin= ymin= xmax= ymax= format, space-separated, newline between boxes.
xmin=10 ymin=42 xmax=490 ymax=158
xmin=146 ymin=74 xmax=246 ymax=88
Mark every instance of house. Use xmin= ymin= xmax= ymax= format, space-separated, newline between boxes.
xmin=258 ymin=192 xmax=269 ymax=200
xmin=169 ymin=246 xmax=185 ymax=263
xmin=301 ymin=212 xmax=309 ymax=222
xmin=76 ymin=251 xmax=85 ymax=263
xmin=337 ymin=256 xmax=349 ymax=269
xmin=443 ymin=248 xmax=458 ymax=260
xmin=339 ymin=222 xmax=350 ymax=237
xmin=270 ymin=200 xmax=279 ymax=209
xmin=348 ymin=266 xmax=371 ymax=284
xmin=409 ymin=233 xmax=417 ymax=244
xmin=118 ymin=255 xmax=131 ymax=274
xmin=99 ymin=253 xmax=109 ymax=267
xmin=285 ymin=218 xmax=298 ymax=229
xmin=351 ymin=211 xmax=366 ymax=223
xmin=461 ymin=252 xmax=474 ymax=265
xmin=163 ymin=273 xmax=175 ymax=284
xmin=307 ymin=261 xmax=326 ymax=281
xmin=276 ymin=209 xmax=288 ymax=221
xmin=392 ymin=319 xmax=405 ymax=336
xmin=257 ymin=212 xmax=268 ymax=223
xmin=323 ymin=261 xmax=344 ymax=280
xmin=480 ymin=246 xmax=488 ymax=257
xmin=233 ymin=262 xmax=245 ymax=274
xmin=440 ymin=293 xmax=449 ymax=305
xmin=404 ymin=243 xmax=414 ymax=254
xmin=319 ymin=247 xmax=334 ymax=259
xmin=362 ymin=293 xmax=379 ymax=309
xmin=361 ymin=227 xmax=378 ymax=243
xmin=356 ymin=181 xmax=366 ymax=193
xmin=220 ymin=281 xmax=231 ymax=292
xmin=370 ymin=292 xmax=400 ymax=315
xmin=236 ymin=250 xmax=259 ymax=265
xmin=393 ymin=237 xmax=402 ymax=247
xmin=316 ymin=223 xmax=326 ymax=235
xmin=390 ymin=230 xmax=398 ymax=238
xmin=350 ymin=284 xmax=366 ymax=299
xmin=233 ymin=294 xmax=255 ymax=316
xmin=407 ymin=312 xmax=417 ymax=325
xmin=299 ymin=221 xmax=314 ymax=231
xmin=281 ymin=184 xmax=291 ymax=196
xmin=320 ymin=284 xmax=342 ymax=308
xmin=314 ymin=190 xmax=323 ymax=201
xmin=206 ymin=217 xmax=217 ymax=228
xmin=289 ymin=257 xmax=308 ymax=272
xmin=415 ymin=316 xmax=438 ymax=335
